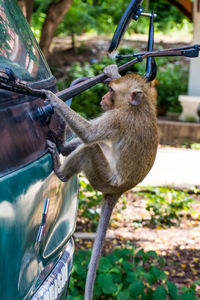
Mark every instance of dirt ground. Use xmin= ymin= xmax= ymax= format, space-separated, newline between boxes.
xmin=74 ymin=190 xmax=200 ymax=292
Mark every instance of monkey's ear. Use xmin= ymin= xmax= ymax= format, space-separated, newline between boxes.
xmin=129 ymin=89 xmax=143 ymax=106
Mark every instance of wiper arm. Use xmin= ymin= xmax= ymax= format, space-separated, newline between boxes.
xmin=0 ymin=68 xmax=46 ymax=99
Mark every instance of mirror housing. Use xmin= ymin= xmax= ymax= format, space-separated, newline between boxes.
xmin=108 ymin=0 xmax=144 ymax=53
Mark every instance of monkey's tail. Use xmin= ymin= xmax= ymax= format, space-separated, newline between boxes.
xmin=84 ymin=194 xmax=119 ymax=300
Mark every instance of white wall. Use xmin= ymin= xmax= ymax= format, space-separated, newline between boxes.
xmin=188 ymin=0 xmax=200 ymax=96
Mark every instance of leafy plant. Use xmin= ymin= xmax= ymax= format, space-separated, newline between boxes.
xmin=78 ymin=176 xmax=103 ymax=231
xmin=156 ymin=62 xmax=188 ymax=113
xmin=149 ymin=0 xmax=192 ymax=34
xmin=138 ymin=187 xmax=195 ymax=227
xmin=191 ymin=143 xmax=200 ymax=150
xmin=68 ymin=247 xmax=200 ymax=299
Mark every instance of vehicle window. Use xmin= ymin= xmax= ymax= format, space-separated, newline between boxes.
xmin=0 ymin=0 xmax=52 ymax=82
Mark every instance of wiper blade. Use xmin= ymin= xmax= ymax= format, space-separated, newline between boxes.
xmin=0 ymin=68 xmax=46 ymax=99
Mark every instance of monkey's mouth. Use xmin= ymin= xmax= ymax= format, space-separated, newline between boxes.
xmin=100 ymin=103 xmax=112 ymax=111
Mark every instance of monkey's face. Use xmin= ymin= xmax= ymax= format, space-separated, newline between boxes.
xmin=108 ymin=76 xmax=145 ymax=109
xmin=100 ymin=88 xmax=114 ymax=111
xmin=101 ymin=74 xmax=150 ymax=111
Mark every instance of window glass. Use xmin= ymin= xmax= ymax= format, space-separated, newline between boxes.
xmin=0 ymin=0 xmax=52 ymax=82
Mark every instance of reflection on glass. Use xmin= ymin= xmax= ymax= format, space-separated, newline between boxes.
xmin=0 ymin=0 xmax=52 ymax=82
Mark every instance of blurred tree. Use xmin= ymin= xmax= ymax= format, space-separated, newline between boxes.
xmin=17 ymin=0 xmax=34 ymax=24
xmin=39 ymin=0 xmax=73 ymax=57
xmin=149 ymin=0 xmax=190 ymax=31
xmin=56 ymin=0 xmax=111 ymax=49
xmin=17 ymin=0 xmax=191 ymax=57
xmin=17 ymin=0 xmax=73 ymax=58
xmin=56 ymin=0 xmax=134 ymax=49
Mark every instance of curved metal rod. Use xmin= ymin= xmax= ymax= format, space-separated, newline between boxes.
xmin=0 ymin=44 xmax=199 ymax=101
xmin=57 ymin=44 xmax=200 ymax=102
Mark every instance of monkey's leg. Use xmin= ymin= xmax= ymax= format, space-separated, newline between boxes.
xmin=48 ymin=140 xmax=119 ymax=191
xmin=83 ymin=144 xmax=119 ymax=194
xmin=84 ymin=194 xmax=119 ymax=300
xmin=81 ymin=144 xmax=121 ymax=300
xmin=47 ymin=140 xmax=87 ymax=181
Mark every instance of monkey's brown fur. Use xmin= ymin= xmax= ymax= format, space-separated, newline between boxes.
xmin=45 ymin=70 xmax=158 ymax=300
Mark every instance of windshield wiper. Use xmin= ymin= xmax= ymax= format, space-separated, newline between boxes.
xmin=0 ymin=68 xmax=46 ymax=99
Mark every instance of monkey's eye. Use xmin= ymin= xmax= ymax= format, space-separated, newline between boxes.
xmin=110 ymin=88 xmax=114 ymax=95
xmin=109 ymin=88 xmax=115 ymax=103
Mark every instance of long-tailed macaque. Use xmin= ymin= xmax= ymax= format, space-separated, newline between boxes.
xmin=44 ymin=65 xmax=158 ymax=300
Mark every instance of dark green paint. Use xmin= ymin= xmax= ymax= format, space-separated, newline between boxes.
xmin=0 ymin=154 xmax=78 ymax=299
xmin=0 ymin=153 xmax=53 ymax=200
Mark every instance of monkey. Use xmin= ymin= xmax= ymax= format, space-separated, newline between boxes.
xmin=43 ymin=64 xmax=158 ymax=300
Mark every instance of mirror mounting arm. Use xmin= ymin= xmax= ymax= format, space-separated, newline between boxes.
xmin=145 ymin=11 xmax=157 ymax=81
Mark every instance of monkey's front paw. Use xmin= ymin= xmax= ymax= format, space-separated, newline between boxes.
xmin=103 ymin=64 xmax=121 ymax=80
xmin=47 ymin=140 xmax=61 ymax=170
xmin=40 ymin=89 xmax=54 ymax=99
xmin=47 ymin=139 xmax=57 ymax=154
xmin=41 ymin=90 xmax=61 ymax=109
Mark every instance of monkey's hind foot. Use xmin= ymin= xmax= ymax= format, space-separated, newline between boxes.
xmin=103 ymin=64 xmax=121 ymax=80
xmin=47 ymin=139 xmax=61 ymax=171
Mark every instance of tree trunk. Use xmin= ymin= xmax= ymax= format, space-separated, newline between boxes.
xmin=25 ymin=0 xmax=34 ymax=24
xmin=17 ymin=0 xmax=34 ymax=23
xmin=39 ymin=0 xmax=73 ymax=59
xmin=71 ymin=32 xmax=76 ymax=50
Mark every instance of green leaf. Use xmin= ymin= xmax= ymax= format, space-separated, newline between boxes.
xmin=150 ymin=267 xmax=166 ymax=282
xmin=135 ymin=266 xmax=145 ymax=273
xmin=97 ymin=273 xmax=118 ymax=294
xmin=136 ymin=249 xmax=145 ymax=260
xmin=109 ymin=267 xmax=121 ymax=274
xmin=126 ymin=272 xmax=137 ymax=283
xmin=93 ymin=284 xmax=102 ymax=297
xmin=146 ymin=250 xmax=158 ymax=259
xmin=98 ymin=257 xmax=111 ymax=272
xmin=117 ymin=290 xmax=130 ymax=300
xmin=114 ymin=283 xmax=123 ymax=296
xmin=153 ymin=286 xmax=167 ymax=300
xmin=129 ymin=280 xmax=144 ymax=297
xmin=143 ymin=272 xmax=156 ymax=285
xmin=111 ymin=272 xmax=121 ymax=283
xmin=120 ymin=248 xmax=132 ymax=258
xmin=68 ymin=296 xmax=84 ymax=300
xmin=123 ymin=261 xmax=134 ymax=273
xmin=108 ymin=253 xmax=119 ymax=264
xmin=74 ymin=264 xmax=86 ymax=275
xmin=181 ymin=293 xmax=197 ymax=300
xmin=167 ymin=281 xmax=178 ymax=300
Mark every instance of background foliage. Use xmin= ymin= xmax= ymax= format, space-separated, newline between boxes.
xmin=32 ymin=0 xmax=191 ymax=38
xmin=69 ymin=246 xmax=200 ymax=299
xmin=73 ymin=178 xmax=200 ymax=299
xmin=25 ymin=0 xmax=192 ymax=54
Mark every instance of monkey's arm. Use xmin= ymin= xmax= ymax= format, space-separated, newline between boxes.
xmin=59 ymin=137 xmax=83 ymax=156
xmin=44 ymin=91 xmax=119 ymax=143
